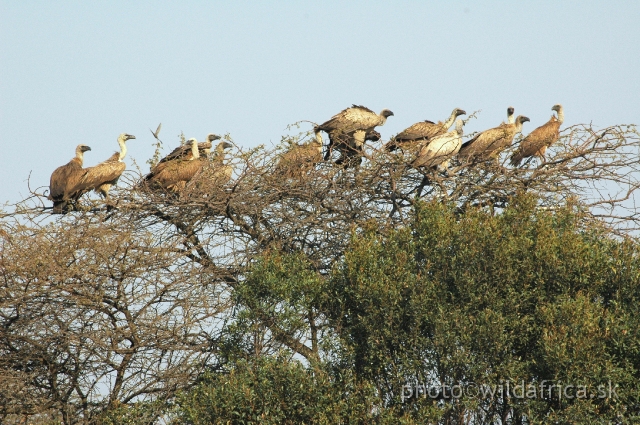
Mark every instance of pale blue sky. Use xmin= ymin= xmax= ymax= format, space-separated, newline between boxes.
xmin=1 ymin=1 xmax=639 ymax=204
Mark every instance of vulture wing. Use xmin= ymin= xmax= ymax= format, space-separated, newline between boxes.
xmin=510 ymin=117 xmax=561 ymax=166
xmin=459 ymin=125 xmax=516 ymax=161
xmin=70 ymin=154 xmax=126 ymax=195
xmin=159 ymin=142 xmax=213 ymax=164
xmin=412 ymin=130 xmax=462 ymax=169
xmin=49 ymin=159 xmax=82 ymax=201
xmin=395 ymin=120 xmax=441 ymax=141
xmin=317 ymin=105 xmax=380 ymax=134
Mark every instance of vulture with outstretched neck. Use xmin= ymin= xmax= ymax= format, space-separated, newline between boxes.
xmin=505 ymin=107 xmax=515 ymax=125
xmin=385 ymin=107 xmax=466 ymax=152
xmin=158 ymin=133 xmax=221 ymax=164
xmin=510 ymin=104 xmax=564 ymax=166
xmin=458 ymin=115 xmax=530 ymax=163
xmin=48 ymin=144 xmax=92 ymax=214
xmin=412 ymin=119 xmax=465 ymax=170
xmin=275 ymin=139 xmax=323 ymax=178
xmin=144 ymin=138 xmax=232 ymax=192
xmin=208 ymin=141 xmax=235 ymax=185
xmin=69 ymin=133 xmax=135 ymax=201
xmin=315 ymin=105 xmax=393 ymax=164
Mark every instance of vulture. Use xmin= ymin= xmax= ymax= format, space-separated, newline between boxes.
xmin=275 ymin=139 xmax=323 ymax=178
xmin=207 ymin=140 xmax=235 ymax=185
xmin=412 ymin=119 xmax=464 ymax=170
xmin=48 ymin=144 xmax=92 ymax=214
xmin=69 ymin=133 xmax=135 ymax=201
xmin=157 ymin=133 xmax=221 ymax=164
xmin=505 ymin=106 xmax=515 ymax=125
xmin=385 ymin=107 xmax=466 ymax=152
xmin=333 ymin=129 xmax=382 ymax=167
xmin=315 ymin=105 xmax=393 ymax=164
xmin=510 ymin=104 xmax=564 ymax=166
xmin=143 ymin=138 xmax=232 ymax=192
xmin=458 ymin=115 xmax=530 ymax=163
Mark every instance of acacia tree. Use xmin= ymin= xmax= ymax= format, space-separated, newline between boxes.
xmin=1 ymin=122 xmax=640 ymax=423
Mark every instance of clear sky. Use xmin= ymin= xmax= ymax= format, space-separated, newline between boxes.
xmin=1 ymin=1 xmax=639 ymax=205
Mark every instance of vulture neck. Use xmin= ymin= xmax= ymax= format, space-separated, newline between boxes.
xmin=377 ymin=113 xmax=388 ymax=127
xmin=117 ymin=137 xmax=128 ymax=162
xmin=555 ymin=107 xmax=564 ymax=125
xmin=455 ymin=120 xmax=464 ymax=136
xmin=190 ymin=142 xmax=200 ymax=160
xmin=515 ymin=120 xmax=524 ymax=133
xmin=213 ymin=145 xmax=226 ymax=162
xmin=443 ymin=111 xmax=457 ymax=130
xmin=75 ymin=147 xmax=86 ymax=166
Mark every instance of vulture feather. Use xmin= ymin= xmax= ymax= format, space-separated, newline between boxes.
xmin=69 ymin=133 xmax=135 ymax=201
xmin=510 ymin=104 xmax=564 ymax=166
xmin=458 ymin=115 xmax=530 ymax=163
xmin=315 ymin=105 xmax=393 ymax=164
xmin=386 ymin=108 xmax=466 ymax=152
xmin=275 ymin=139 xmax=323 ymax=178
xmin=412 ymin=119 xmax=464 ymax=170
xmin=48 ymin=144 xmax=92 ymax=214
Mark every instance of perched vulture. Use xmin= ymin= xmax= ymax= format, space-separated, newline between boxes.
xmin=458 ymin=115 xmax=530 ymax=163
xmin=48 ymin=144 xmax=92 ymax=214
xmin=157 ymin=133 xmax=221 ymax=164
xmin=206 ymin=141 xmax=234 ymax=186
xmin=510 ymin=104 xmax=564 ymax=166
xmin=412 ymin=119 xmax=464 ymax=170
xmin=334 ymin=129 xmax=382 ymax=167
xmin=505 ymin=106 xmax=515 ymax=125
xmin=275 ymin=139 xmax=323 ymax=178
xmin=69 ymin=133 xmax=135 ymax=201
xmin=315 ymin=105 xmax=393 ymax=164
xmin=143 ymin=138 xmax=232 ymax=192
xmin=385 ymin=107 xmax=466 ymax=152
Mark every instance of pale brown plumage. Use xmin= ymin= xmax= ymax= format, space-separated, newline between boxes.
xmin=386 ymin=107 xmax=466 ymax=152
xmin=69 ymin=133 xmax=135 ymax=201
xmin=207 ymin=141 xmax=234 ymax=185
xmin=144 ymin=139 xmax=232 ymax=192
xmin=412 ymin=119 xmax=465 ymax=170
xmin=315 ymin=105 xmax=393 ymax=164
xmin=510 ymin=104 xmax=564 ymax=166
xmin=158 ymin=133 xmax=221 ymax=164
xmin=275 ymin=139 xmax=323 ymax=178
xmin=48 ymin=144 xmax=92 ymax=214
xmin=458 ymin=115 xmax=530 ymax=163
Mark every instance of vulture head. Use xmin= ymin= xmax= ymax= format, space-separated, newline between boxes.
xmin=507 ymin=106 xmax=515 ymax=116
xmin=207 ymin=133 xmax=222 ymax=142
xmin=119 ymin=133 xmax=136 ymax=142
xmin=76 ymin=144 xmax=92 ymax=154
xmin=516 ymin=116 xmax=530 ymax=129
xmin=551 ymin=104 xmax=562 ymax=113
xmin=217 ymin=141 xmax=233 ymax=151
xmin=454 ymin=108 xmax=467 ymax=117
xmin=380 ymin=109 xmax=395 ymax=118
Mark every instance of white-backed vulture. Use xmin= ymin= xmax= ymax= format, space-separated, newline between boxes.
xmin=412 ymin=119 xmax=464 ymax=170
xmin=207 ymin=141 xmax=234 ymax=185
xmin=48 ymin=144 xmax=92 ymax=214
xmin=458 ymin=115 xmax=530 ymax=163
xmin=505 ymin=106 xmax=515 ymax=125
xmin=510 ymin=104 xmax=564 ymax=166
xmin=333 ymin=129 xmax=382 ymax=167
xmin=315 ymin=105 xmax=393 ymax=163
xmin=275 ymin=139 xmax=323 ymax=178
xmin=144 ymin=139 xmax=233 ymax=192
xmin=385 ymin=108 xmax=466 ymax=152
xmin=158 ymin=133 xmax=221 ymax=164
xmin=69 ymin=133 xmax=135 ymax=201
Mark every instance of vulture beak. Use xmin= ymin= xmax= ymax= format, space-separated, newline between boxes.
xmin=222 ymin=141 xmax=233 ymax=149
xmin=83 ymin=146 xmax=92 ymax=152
xmin=126 ymin=134 xmax=136 ymax=140
xmin=208 ymin=134 xmax=222 ymax=141
xmin=457 ymin=109 xmax=467 ymax=116
xmin=521 ymin=116 xmax=531 ymax=123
